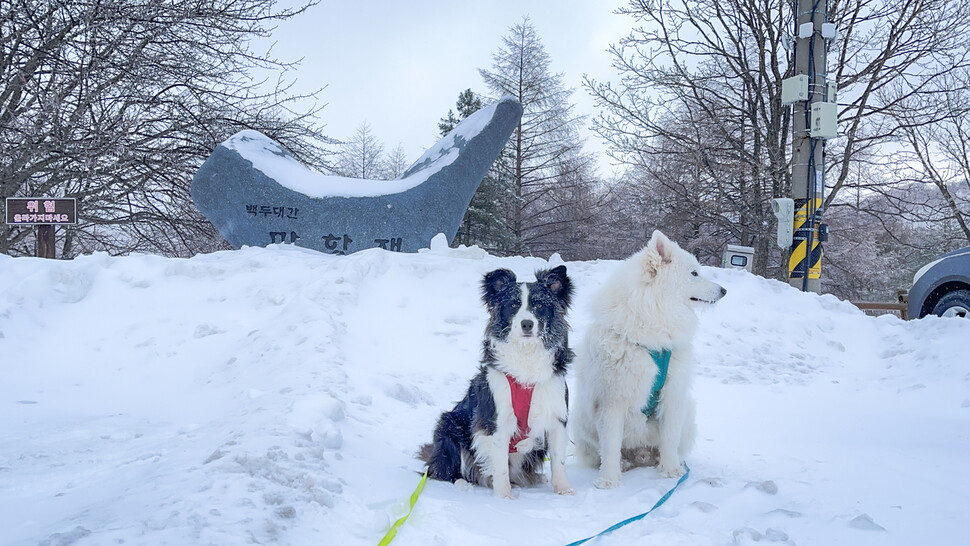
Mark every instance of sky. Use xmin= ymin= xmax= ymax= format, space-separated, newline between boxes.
xmin=264 ymin=0 xmax=631 ymax=173
xmin=2 ymin=241 xmax=969 ymax=544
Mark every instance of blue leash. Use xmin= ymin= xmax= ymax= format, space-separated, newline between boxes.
xmin=565 ymin=464 xmax=690 ymax=546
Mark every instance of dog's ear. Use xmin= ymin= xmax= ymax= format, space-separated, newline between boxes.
xmin=637 ymin=231 xmax=666 ymax=279
xmin=648 ymin=230 xmax=675 ymax=264
xmin=482 ymin=268 xmax=516 ymax=306
xmin=536 ymin=265 xmax=573 ymax=309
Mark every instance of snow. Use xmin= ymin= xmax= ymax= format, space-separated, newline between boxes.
xmin=1 ymin=242 xmax=969 ymax=545
xmin=221 ymin=100 xmax=498 ymax=199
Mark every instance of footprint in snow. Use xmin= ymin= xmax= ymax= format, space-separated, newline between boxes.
xmin=384 ymin=383 xmax=433 ymax=407
xmin=765 ymin=508 xmax=803 ymax=518
xmin=690 ymin=501 xmax=718 ymax=513
xmin=733 ymin=527 xmax=792 ymax=544
xmin=194 ymin=324 xmax=224 ymax=338
xmin=746 ymin=480 xmax=779 ymax=495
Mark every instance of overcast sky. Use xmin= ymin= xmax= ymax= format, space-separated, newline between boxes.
xmin=266 ymin=0 xmax=630 ymax=174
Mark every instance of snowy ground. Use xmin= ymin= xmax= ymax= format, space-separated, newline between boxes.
xmin=2 ymin=242 xmax=968 ymax=545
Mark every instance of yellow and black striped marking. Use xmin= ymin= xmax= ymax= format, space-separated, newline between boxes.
xmin=788 ymin=198 xmax=823 ymax=279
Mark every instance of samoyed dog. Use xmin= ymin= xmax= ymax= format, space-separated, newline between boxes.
xmin=571 ymin=230 xmax=725 ymax=488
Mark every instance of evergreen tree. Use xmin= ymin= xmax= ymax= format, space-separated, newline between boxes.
xmin=438 ymin=89 xmax=483 ymax=135
xmin=439 ymin=89 xmax=516 ymax=251
xmin=479 ymin=17 xmax=598 ymax=256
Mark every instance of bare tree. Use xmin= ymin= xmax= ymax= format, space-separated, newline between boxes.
xmin=823 ymin=61 xmax=970 ymax=294
xmin=384 ymin=144 xmax=411 ymax=180
xmin=335 ymin=123 xmax=386 ymax=180
xmin=537 ymin=154 xmax=610 ymax=260
xmin=587 ymin=0 xmax=793 ymax=274
xmin=826 ymin=0 xmax=970 ymax=211
xmin=587 ymin=0 xmax=970 ymax=278
xmin=0 ymin=0 xmax=332 ymax=257
xmin=480 ymin=17 xmax=601 ymax=257
xmin=878 ymin=70 xmax=970 ymax=248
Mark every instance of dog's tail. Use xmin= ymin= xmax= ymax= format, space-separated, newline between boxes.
xmin=416 ymin=443 xmax=434 ymax=464
xmin=418 ymin=440 xmax=468 ymax=482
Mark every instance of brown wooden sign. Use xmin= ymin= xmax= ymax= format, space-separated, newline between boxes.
xmin=5 ymin=198 xmax=77 ymax=225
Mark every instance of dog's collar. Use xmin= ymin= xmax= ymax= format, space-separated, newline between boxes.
xmin=639 ymin=347 xmax=671 ymax=419
xmin=505 ymin=374 xmax=534 ymax=453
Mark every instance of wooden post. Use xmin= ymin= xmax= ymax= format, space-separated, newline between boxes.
xmin=36 ymin=224 xmax=56 ymax=258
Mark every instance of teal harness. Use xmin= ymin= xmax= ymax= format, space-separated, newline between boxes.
xmin=640 ymin=348 xmax=671 ymax=419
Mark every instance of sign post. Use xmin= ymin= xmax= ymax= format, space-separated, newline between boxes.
xmin=4 ymin=198 xmax=78 ymax=258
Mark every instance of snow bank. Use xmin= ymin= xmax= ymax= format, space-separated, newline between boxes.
xmin=1 ymin=244 xmax=968 ymax=545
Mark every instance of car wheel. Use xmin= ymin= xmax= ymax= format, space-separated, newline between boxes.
xmin=932 ymin=289 xmax=970 ymax=318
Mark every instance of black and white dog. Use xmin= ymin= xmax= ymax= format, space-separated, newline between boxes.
xmin=420 ymin=266 xmax=575 ymax=498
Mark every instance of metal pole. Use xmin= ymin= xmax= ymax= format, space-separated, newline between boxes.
xmin=789 ymin=0 xmax=828 ymax=293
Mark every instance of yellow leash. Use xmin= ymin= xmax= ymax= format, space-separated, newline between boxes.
xmin=377 ymin=470 xmax=428 ymax=546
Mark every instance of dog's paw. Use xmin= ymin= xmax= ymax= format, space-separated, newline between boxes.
xmin=594 ymin=476 xmax=622 ymax=489
xmin=454 ymin=479 xmax=474 ymax=492
xmin=493 ymin=483 xmax=514 ymax=499
xmin=660 ymin=463 xmax=685 ymax=478
xmin=514 ymin=437 xmax=535 ymax=453
xmin=554 ymin=483 xmax=576 ymax=495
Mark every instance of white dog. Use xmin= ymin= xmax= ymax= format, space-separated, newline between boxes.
xmin=571 ymin=230 xmax=725 ymax=488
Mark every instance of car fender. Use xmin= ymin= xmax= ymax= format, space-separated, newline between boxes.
xmin=908 ymin=246 xmax=970 ymax=318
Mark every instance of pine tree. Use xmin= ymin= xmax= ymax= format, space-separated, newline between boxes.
xmin=439 ymin=89 xmax=516 ymax=251
xmin=479 ymin=17 xmax=598 ymax=256
xmin=438 ymin=89 xmax=483 ymax=135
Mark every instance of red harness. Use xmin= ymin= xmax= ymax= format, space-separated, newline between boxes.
xmin=506 ymin=374 xmax=535 ymax=453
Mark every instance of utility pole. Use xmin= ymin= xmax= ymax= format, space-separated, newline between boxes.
xmin=778 ymin=0 xmax=836 ymax=292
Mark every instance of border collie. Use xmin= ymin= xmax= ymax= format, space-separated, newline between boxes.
xmin=420 ymin=266 xmax=575 ymax=498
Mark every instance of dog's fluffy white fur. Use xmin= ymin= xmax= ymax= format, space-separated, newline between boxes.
xmin=571 ymin=230 xmax=725 ymax=488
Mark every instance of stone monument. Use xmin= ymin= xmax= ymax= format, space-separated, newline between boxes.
xmin=191 ymin=96 xmax=522 ymax=254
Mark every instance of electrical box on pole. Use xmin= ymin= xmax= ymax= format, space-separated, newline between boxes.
xmin=771 ymin=198 xmax=795 ymax=249
xmin=781 ymin=75 xmax=809 ymax=105
xmin=810 ymin=102 xmax=838 ymax=139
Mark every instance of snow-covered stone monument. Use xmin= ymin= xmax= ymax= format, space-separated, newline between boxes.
xmin=191 ymin=97 xmax=522 ymax=254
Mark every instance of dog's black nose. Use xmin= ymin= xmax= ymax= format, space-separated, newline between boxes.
xmin=720 ymin=287 xmax=727 ymax=296
xmin=521 ymin=319 xmax=534 ymax=333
